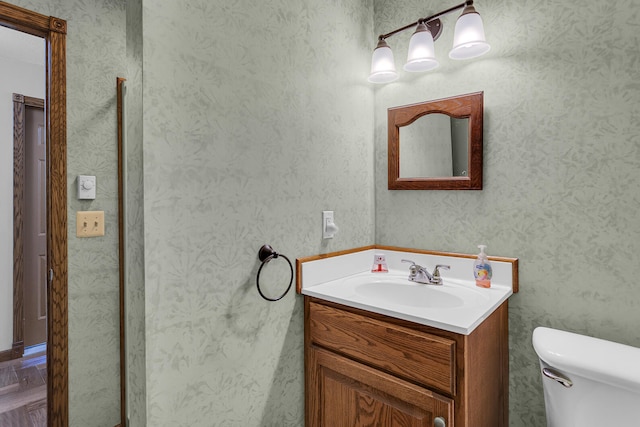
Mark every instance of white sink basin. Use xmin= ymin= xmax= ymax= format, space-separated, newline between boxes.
xmin=346 ymin=275 xmax=489 ymax=309
xmin=302 ymin=270 xmax=512 ymax=335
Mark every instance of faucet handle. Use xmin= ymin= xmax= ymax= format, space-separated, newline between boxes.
xmin=432 ymin=264 xmax=450 ymax=281
xmin=401 ymin=259 xmax=419 ymax=277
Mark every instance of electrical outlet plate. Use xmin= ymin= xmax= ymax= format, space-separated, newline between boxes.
xmin=76 ymin=211 xmax=105 ymax=237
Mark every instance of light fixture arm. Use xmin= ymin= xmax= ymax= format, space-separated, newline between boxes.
xmin=377 ymin=0 xmax=473 ymax=41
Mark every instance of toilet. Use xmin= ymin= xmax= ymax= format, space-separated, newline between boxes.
xmin=532 ymin=326 xmax=640 ymax=427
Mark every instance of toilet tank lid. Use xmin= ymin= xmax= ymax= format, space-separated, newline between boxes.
xmin=533 ymin=327 xmax=640 ymax=393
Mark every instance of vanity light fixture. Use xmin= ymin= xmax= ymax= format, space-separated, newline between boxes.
xmin=368 ymin=0 xmax=490 ymax=84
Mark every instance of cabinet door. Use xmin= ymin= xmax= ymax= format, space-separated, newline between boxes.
xmin=307 ymin=346 xmax=453 ymax=427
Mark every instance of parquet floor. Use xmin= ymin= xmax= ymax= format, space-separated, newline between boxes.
xmin=0 ymin=349 xmax=46 ymax=427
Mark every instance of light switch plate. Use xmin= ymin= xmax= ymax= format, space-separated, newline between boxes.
xmin=76 ymin=211 xmax=105 ymax=237
xmin=77 ymin=175 xmax=96 ymax=199
xmin=322 ymin=210 xmax=337 ymax=239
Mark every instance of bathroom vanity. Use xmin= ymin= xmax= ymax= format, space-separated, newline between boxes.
xmin=297 ymin=246 xmax=518 ymax=427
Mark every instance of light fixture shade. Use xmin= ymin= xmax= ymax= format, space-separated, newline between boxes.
xmin=404 ymin=22 xmax=439 ymax=72
xmin=449 ymin=6 xmax=491 ymax=60
xmin=368 ymin=39 xmax=398 ymax=84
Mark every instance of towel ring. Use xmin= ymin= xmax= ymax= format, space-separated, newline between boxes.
xmin=256 ymin=244 xmax=293 ymax=302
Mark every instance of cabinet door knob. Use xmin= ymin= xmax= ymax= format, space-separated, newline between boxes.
xmin=434 ymin=416 xmax=446 ymax=427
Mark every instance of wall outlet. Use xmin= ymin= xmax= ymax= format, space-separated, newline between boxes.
xmin=76 ymin=211 xmax=105 ymax=237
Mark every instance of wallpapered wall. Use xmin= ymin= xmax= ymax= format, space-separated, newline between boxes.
xmin=125 ymin=0 xmax=146 ymax=425
xmin=9 ymin=0 xmax=125 ymax=425
xmin=142 ymin=0 xmax=374 ymax=425
xmin=373 ymin=0 xmax=640 ymax=425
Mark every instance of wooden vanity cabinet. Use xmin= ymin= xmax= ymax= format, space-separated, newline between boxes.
xmin=304 ymin=297 xmax=509 ymax=427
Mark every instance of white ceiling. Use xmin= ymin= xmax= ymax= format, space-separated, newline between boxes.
xmin=0 ymin=25 xmax=45 ymax=66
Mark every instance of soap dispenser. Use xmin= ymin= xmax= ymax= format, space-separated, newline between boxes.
xmin=371 ymin=253 xmax=388 ymax=273
xmin=473 ymin=245 xmax=493 ymax=288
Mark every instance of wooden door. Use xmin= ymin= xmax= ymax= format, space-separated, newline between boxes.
xmin=308 ymin=346 xmax=453 ymax=427
xmin=23 ymin=102 xmax=46 ymax=347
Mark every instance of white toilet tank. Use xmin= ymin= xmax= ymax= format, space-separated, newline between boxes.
xmin=532 ymin=327 xmax=640 ymax=427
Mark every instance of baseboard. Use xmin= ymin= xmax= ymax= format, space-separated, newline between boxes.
xmin=0 ymin=342 xmax=24 ymax=362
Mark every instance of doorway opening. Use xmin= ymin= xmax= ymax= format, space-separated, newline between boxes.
xmin=0 ymin=3 xmax=68 ymax=426
xmin=0 ymin=38 xmax=48 ymax=427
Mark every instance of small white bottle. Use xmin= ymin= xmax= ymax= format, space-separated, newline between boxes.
xmin=473 ymin=245 xmax=492 ymax=288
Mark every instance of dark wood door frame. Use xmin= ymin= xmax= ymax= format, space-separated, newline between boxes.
xmin=9 ymin=94 xmax=46 ymax=361
xmin=0 ymin=2 xmax=68 ymax=426
xmin=117 ymin=76 xmax=127 ymax=427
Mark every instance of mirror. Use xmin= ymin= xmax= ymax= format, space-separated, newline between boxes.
xmin=388 ymin=91 xmax=483 ymax=190
xmin=399 ymin=114 xmax=469 ymax=178
xmin=0 ymin=2 xmax=68 ymax=426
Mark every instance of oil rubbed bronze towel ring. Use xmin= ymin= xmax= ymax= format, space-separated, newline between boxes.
xmin=256 ymin=244 xmax=293 ymax=302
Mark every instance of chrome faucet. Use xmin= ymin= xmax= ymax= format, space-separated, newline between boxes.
xmin=401 ymin=259 xmax=450 ymax=285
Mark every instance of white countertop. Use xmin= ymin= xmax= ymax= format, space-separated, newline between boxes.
xmin=299 ymin=247 xmax=516 ymax=335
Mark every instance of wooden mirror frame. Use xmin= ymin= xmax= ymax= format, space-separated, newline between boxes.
xmin=0 ymin=2 xmax=68 ymax=426
xmin=388 ymin=91 xmax=483 ymax=190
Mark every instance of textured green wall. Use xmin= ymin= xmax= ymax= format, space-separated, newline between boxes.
xmin=373 ymin=0 xmax=640 ymax=425
xmin=141 ymin=1 xmax=375 ymax=425
xmin=125 ymin=0 xmax=146 ymax=425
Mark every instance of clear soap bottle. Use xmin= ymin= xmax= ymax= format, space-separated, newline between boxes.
xmin=473 ymin=244 xmax=493 ymax=288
